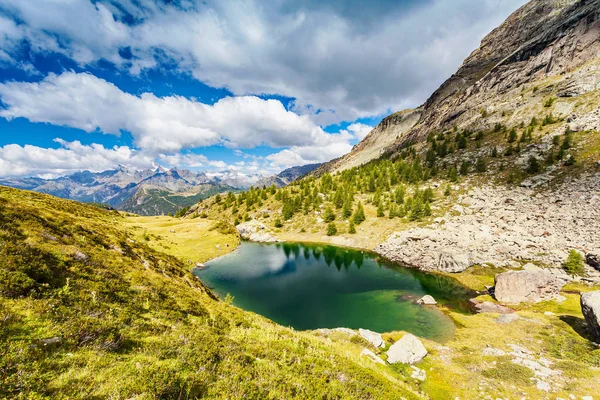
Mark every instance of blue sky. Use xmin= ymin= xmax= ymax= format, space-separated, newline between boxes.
xmin=0 ymin=0 xmax=526 ymax=178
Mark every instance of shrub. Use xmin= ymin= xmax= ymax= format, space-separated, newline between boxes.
xmin=564 ymin=154 xmax=576 ymax=166
xmin=326 ymin=222 xmax=337 ymax=236
xmin=508 ymin=129 xmax=517 ymax=143
xmin=209 ymin=220 xmax=237 ymax=236
xmin=563 ymin=250 xmax=584 ymax=276
xmin=475 ymin=157 xmax=487 ymax=173
xmin=274 ymin=218 xmax=283 ymax=228
xmin=459 ymin=161 xmax=470 ymax=176
xmin=526 ymin=156 xmax=540 ymax=174
xmin=544 ymin=97 xmax=555 ymax=108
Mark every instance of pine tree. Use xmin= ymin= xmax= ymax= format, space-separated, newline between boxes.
xmin=475 ymin=157 xmax=487 ymax=173
xmin=377 ymin=202 xmax=384 ymax=218
xmin=409 ymin=197 xmax=424 ymax=221
xmin=444 ymin=184 xmax=451 ymax=197
xmin=424 ymin=201 xmax=432 ymax=217
xmin=388 ymin=204 xmax=396 ymax=219
xmin=342 ymin=198 xmax=353 ymax=219
xmin=326 ymin=222 xmax=338 ymax=236
xmin=459 ymin=161 xmax=470 ymax=175
xmin=348 ymin=219 xmax=356 ymax=234
xmin=353 ymin=202 xmax=366 ymax=225
xmin=324 ymin=206 xmax=335 ymax=222
xmin=508 ymin=129 xmax=517 ymax=143
xmin=526 ymin=156 xmax=540 ymax=174
xmin=448 ymin=167 xmax=458 ymax=183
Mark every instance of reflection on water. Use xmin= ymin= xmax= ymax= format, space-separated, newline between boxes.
xmin=196 ymin=242 xmax=474 ymax=341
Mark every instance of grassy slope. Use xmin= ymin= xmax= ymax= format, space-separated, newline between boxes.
xmin=0 ymin=186 xmax=422 ymax=400
xmin=122 ymin=215 xmax=240 ymax=264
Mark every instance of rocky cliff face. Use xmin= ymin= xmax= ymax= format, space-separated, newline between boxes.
xmin=322 ymin=0 xmax=600 ymax=172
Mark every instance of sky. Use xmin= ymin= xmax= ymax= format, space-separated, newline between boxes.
xmin=0 ymin=0 xmax=527 ymax=179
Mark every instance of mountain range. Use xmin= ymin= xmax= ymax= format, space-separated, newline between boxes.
xmin=0 ymin=163 xmax=321 ymax=215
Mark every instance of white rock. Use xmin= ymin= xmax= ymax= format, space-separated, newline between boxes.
xmin=417 ymin=295 xmax=437 ymax=305
xmin=359 ymin=328 xmax=385 ymax=348
xmin=386 ymin=334 xmax=427 ymax=365
xmin=360 ymin=348 xmax=385 ymax=365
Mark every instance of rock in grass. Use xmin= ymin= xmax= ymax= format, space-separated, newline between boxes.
xmin=359 ymin=328 xmax=384 ymax=348
xmin=494 ymin=270 xmax=564 ymax=304
xmin=469 ymin=299 xmax=514 ymax=314
xmin=386 ymin=333 xmax=427 ymax=365
xmin=360 ymin=348 xmax=385 ymax=365
xmin=581 ymin=291 xmax=600 ymax=342
xmin=417 ymin=295 xmax=437 ymax=305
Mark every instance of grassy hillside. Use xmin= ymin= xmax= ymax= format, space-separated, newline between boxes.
xmin=0 ymin=186 xmax=422 ymax=399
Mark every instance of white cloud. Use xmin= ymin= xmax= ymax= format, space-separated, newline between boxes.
xmin=0 ymin=139 xmax=153 ymax=178
xmin=347 ymin=123 xmax=373 ymax=141
xmin=0 ymin=0 xmax=528 ymax=125
xmin=266 ymin=129 xmax=354 ymax=168
xmin=0 ymin=72 xmax=335 ymax=153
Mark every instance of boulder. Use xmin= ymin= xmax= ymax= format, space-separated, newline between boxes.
xmin=470 ymin=299 xmax=514 ymax=314
xmin=360 ymin=348 xmax=385 ymax=365
xmin=437 ymin=251 xmax=470 ymax=273
xmin=586 ymin=253 xmax=600 ymax=272
xmin=581 ymin=291 xmax=600 ymax=342
xmin=417 ymin=295 xmax=437 ymax=305
xmin=494 ymin=270 xmax=565 ymax=304
xmin=359 ymin=328 xmax=384 ymax=348
xmin=386 ymin=334 xmax=427 ymax=365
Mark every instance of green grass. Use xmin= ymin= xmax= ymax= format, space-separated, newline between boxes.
xmin=0 ymin=186 xmax=421 ymax=400
xmin=122 ymin=215 xmax=240 ymax=264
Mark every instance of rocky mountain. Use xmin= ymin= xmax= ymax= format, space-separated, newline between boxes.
xmin=320 ymin=0 xmax=600 ymax=173
xmin=0 ymin=163 xmax=322 ymax=215
xmin=255 ymin=163 xmax=322 ymax=188
xmin=0 ymin=166 xmax=234 ymax=216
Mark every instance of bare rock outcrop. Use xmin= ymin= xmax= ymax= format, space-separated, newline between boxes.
xmin=494 ymin=270 xmax=565 ymax=304
xmin=236 ymin=221 xmax=278 ymax=243
xmin=581 ymin=291 xmax=600 ymax=342
xmin=377 ymin=173 xmax=600 ymax=276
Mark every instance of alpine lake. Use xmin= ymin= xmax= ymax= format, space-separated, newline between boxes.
xmin=194 ymin=242 xmax=474 ymax=341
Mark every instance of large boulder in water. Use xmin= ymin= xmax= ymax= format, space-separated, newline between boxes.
xmin=437 ymin=251 xmax=470 ymax=273
xmin=581 ymin=291 xmax=600 ymax=342
xmin=386 ymin=333 xmax=427 ymax=365
xmin=494 ymin=270 xmax=565 ymax=304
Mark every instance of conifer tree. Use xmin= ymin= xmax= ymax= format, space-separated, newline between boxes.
xmin=324 ymin=206 xmax=335 ymax=222
xmin=353 ymin=202 xmax=366 ymax=225
xmin=377 ymin=202 xmax=384 ymax=218
xmin=348 ymin=219 xmax=356 ymax=234
xmin=326 ymin=222 xmax=338 ymax=236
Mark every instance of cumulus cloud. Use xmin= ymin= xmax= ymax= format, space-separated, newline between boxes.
xmin=0 ymin=139 xmax=153 ymax=178
xmin=0 ymin=72 xmax=331 ymax=153
xmin=0 ymin=0 xmax=527 ymax=124
xmin=0 ymin=139 xmax=235 ymax=178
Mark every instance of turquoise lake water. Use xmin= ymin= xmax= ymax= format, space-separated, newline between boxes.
xmin=195 ymin=242 xmax=474 ymax=341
